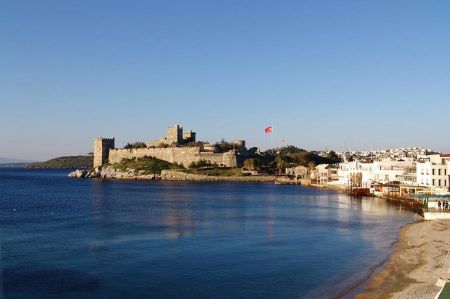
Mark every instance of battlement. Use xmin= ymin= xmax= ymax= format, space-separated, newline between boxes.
xmin=110 ymin=146 xmax=204 ymax=152
xmin=95 ymin=137 xmax=115 ymax=142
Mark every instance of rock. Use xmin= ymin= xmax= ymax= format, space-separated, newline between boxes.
xmin=87 ymin=171 xmax=100 ymax=178
xmin=68 ymin=169 xmax=88 ymax=178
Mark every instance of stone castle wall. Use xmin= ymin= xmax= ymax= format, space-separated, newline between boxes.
xmin=161 ymin=170 xmax=276 ymax=182
xmin=94 ymin=137 xmax=115 ymax=168
xmin=108 ymin=147 xmax=237 ymax=168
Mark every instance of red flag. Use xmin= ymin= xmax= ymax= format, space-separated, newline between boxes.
xmin=265 ymin=126 xmax=273 ymax=134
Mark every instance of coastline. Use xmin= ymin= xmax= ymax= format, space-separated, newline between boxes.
xmin=68 ymin=167 xmax=280 ymax=182
xmin=356 ymin=219 xmax=450 ymax=299
xmin=67 ymin=167 xmax=448 ymax=298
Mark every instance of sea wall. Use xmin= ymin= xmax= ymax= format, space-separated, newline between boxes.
xmin=108 ymin=147 xmax=237 ymax=168
xmin=160 ymin=170 xmax=277 ymax=182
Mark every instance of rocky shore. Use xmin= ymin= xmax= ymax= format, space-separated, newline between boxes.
xmin=68 ymin=167 xmax=278 ymax=182
xmin=356 ymin=220 xmax=450 ymax=299
xmin=68 ymin=166 xmax=159 ymax=180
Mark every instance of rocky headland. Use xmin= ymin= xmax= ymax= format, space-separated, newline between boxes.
xmin=68 ymin=167 xmax=278 ymax=182
xmin=68 ymin=166 xmax=159 ymax=180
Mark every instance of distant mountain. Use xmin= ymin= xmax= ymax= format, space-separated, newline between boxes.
xmin=0 ymin=157 xmax=35 ymax=164
xmin=0 ymin=163 xmax=30 ymax=168
xmin=27 ymin=156 xmax=93 ymax=169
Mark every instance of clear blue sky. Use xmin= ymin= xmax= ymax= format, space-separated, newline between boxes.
xmin=1 ymin=0 xmax=449 ymax=161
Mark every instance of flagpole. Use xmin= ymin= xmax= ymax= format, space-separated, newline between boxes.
xmin=270 ymin=125 xmax=274 ymax=149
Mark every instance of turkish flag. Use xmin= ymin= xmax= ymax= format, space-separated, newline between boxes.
xmin=265 ymin=126 xmax=273 ymax=134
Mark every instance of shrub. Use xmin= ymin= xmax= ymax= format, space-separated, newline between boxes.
xmin=124 ymin=142 xmax=147 ymax=149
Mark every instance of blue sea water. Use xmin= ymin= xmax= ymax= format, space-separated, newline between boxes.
xmin=0 ymin=168 xmax=419 ymax=299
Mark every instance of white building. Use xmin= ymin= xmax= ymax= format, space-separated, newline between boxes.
xmin=338 ymin=160 xmax=415 ymax=187
xmin=338 ymin=161 xmax=374 ymax=187
xmin=285 ymin=165 xmax=308 ymax=180
xmin=372 ymin=160 xmax=415 ymax=184
xmin=314 ymin=164 xmax=339 ymax=185
xmin=416 ymin=154 xmax=450 ymax=191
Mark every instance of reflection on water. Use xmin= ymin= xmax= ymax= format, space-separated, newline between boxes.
xmin=0 ymin=169 xmax=419 ymax=299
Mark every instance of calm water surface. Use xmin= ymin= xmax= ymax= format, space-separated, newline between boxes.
xmin=0 ymin=168 xmax=419 ymax=298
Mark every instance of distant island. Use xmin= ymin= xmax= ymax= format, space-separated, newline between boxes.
xmin=0 ymin=162 xmax=30 ymax=168
xmin=0 ymin=157 xmax=35 ymax=167
xmin=27 ymin=155 xmax=93 ymax=169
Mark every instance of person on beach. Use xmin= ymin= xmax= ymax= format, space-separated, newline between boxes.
xmin=438 ymin=201 xmax=441 ymax=210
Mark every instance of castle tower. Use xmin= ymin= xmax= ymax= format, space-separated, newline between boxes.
xmin=233 ymin=140 xmax=246 ymax=149
xmin=166 ymin=124 xmax=183 ymax=145
xmin=183 ymin=130 xmax=196 ymax=143
xmin=93 ymin=137 xmax=115 ymax=168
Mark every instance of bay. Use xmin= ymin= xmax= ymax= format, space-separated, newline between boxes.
xmin=0 ymin=168 xmax=419 ymax=298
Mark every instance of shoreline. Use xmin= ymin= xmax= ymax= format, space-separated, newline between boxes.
xmin=355 ymin=219 xmax=450 ymax=299
xmin=67 ymin=167 xmax=448 ymax=298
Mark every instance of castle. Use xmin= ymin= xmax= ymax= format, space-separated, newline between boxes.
xmin=93 ymin=124 xmax=246 ymax=168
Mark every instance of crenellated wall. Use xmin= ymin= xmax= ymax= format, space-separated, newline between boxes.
xmin=107 ymin=147 xmax=238 ymax=168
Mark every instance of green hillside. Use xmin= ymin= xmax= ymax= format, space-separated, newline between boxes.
xmin=27 ymin=156 xmax=93 ymax=169
xmin=112 ymin=156 xmax=183 ymax=174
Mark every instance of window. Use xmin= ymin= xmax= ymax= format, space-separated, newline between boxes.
xmin=445 ymin=169 xmax=447 ymax=175
xmin=438 ymin=169 xmax=441 ymax=176
xmin=432 ymin=179 xmax=435 ymax=186
xmin=445 ymin=180 xmax=447 ymax=186
xmin=438 ymin=179 xmax=441 ymax=186
xmin=432 ymin=169 xmax=435 ymax=175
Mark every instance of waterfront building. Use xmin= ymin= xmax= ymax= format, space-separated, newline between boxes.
xmin=372 ymin=160 xmax=415 ymax=184
xmin=314 ymin=164 xmax=338 ymax=186
xmin=337 ymin=161 xmax=374 ymax=188
xmin=338 ymin=160 xmax=416 ymax=188
xmin=416 ymin=154 xmax=450 ymax=192
xmin=285 ymin=165 xmax=308 ymax=180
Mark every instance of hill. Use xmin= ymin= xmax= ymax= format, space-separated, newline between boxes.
xmin=0 ymin=163 xmax=30 ymax=168
xmin=27 ymin=156 xmax=93 ymax=169
xmin=0 ymin=157 xmax=34 ymax=164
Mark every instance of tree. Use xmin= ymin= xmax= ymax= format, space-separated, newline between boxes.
xmin=243 ymin=158 xmax=261 ymax=171
xmin=124 ymin=142 xmax=147 ymax=149
xmin=215 ymin=139 xmax=235 ymax=152
xmin=248 ymin=147 xmax=259 ymax=154
xmin=277 ymin=145 xmax=307 ymax=155
xmin=274 ymin=156 xmax=291 ymax=174
xmin=350 ymin=172 xmax=362 ymax=188
xmin=188 ymin=160 xmax=217 ymax=169
xmin=326 ymin=151 xmax=341 ymax=163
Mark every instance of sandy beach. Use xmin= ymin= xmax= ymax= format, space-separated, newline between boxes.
xmin=356 ymin=219 xmax=450 ymax=299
